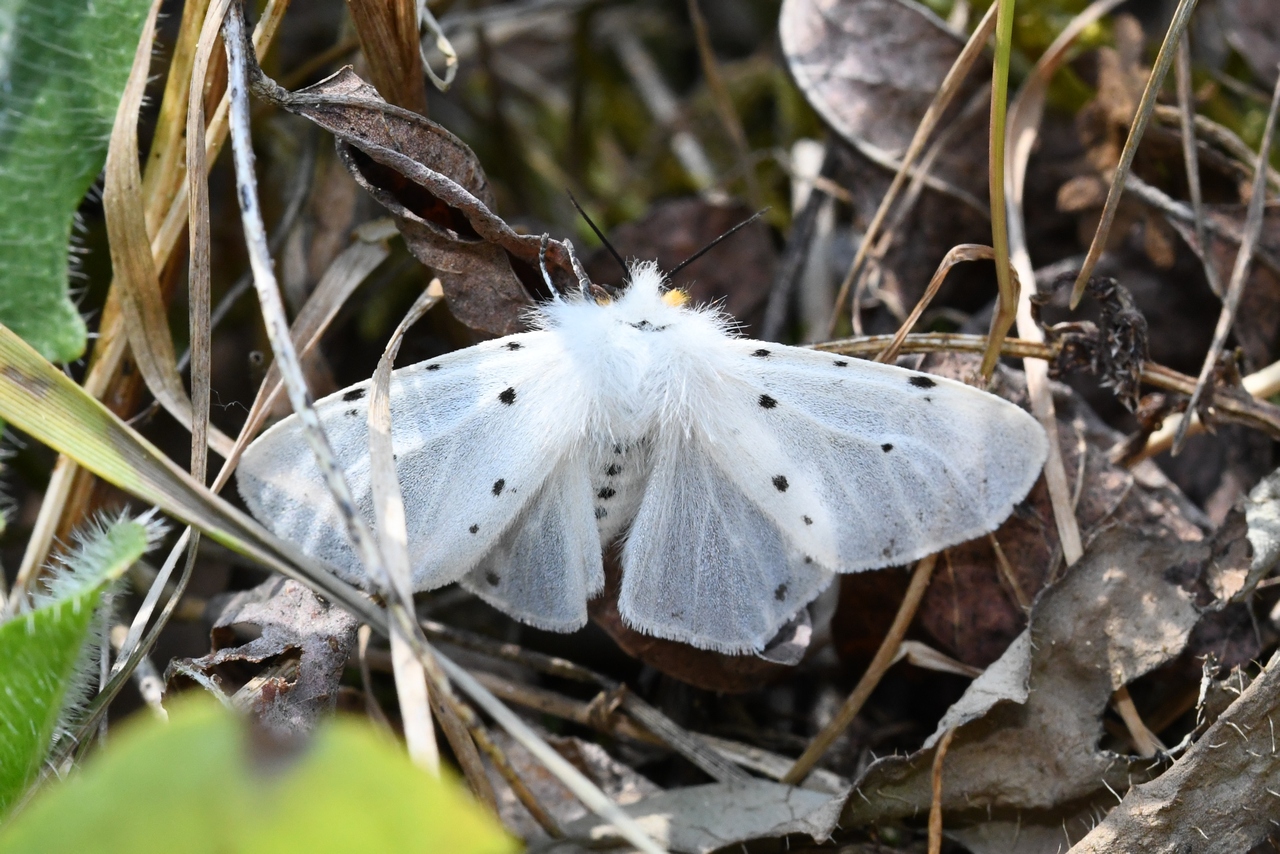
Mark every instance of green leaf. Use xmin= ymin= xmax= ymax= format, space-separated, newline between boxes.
xmin=0 ymin=698 xmax=517 ymax=854
xmin=0 ymin=517 xmax=153 ymax=814
xmin=0 ymin=0 xmax=153 ymax=362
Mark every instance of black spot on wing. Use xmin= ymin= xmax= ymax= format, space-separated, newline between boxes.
xmin=752 ymin=348 xmax=770 ymax=357
xmin=469 ymin=524 xmax=479 ymax=534
xmin=759 ymin=394 xmax=777 ymax=409
xmin=505 ymin=341 xmax=523 ymax=350
xmin=426 ymin=363 xmax=441 ymax=371
xmin=498 ymin=387 xmax=516 ymax=405
xmin=803 ymin=515 xmax=812 ymax=525
xmin=344 ymin=408 xmax=359 ymax=418
xmin=606 ymin=464 xmax=621 ymax=477
xmin=909 ymin=375 xmax=936 ymax=389
xmin=492 ymin=479 xmax=506 ymax=496
xmin=595 ymin=507 xmax=608 ymax=520
xmin=882 ymin=443 xmax=893 ymax=452
xmin=834 ymin=360 xmax=848 ymax=367
xmin=342 ymin=388 xmax=365 ymax=401
xmin=597 ymin=487 xmax=616 ymax=499
xmin=485 ymin=571 xmax=500 ymax=586
xmin=774 ymin=584 xmax=788 ymax=601
xmin=772 ymin=475 xmax=789 ymax=492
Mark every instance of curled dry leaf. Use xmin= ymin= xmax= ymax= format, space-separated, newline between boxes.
xmin=249 ymin=66 xmax=590 ymax=337
xmin=166 ymin=578 xmax=358 ymax=737
xmin=537 ymin=780 xmax=846 ymax=854
xmin=840 ymin=525 xmax=1206 ymax=843
xmin=1068 ymin=651 xmax=1280 ymax=854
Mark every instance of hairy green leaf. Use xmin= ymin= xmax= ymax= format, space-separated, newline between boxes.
xmin=0 ymin=516 xmax=153 ymax=814
xmin=0 ymin=0 xmax=153 ymax=361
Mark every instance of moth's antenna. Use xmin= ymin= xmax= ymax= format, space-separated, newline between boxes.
xmin=538 ymin=233 xmax=563 ymax=302
xmin=567 ymin=191 xmax=627 ymax=277
xmin=668 ymin=208 xmax=769 ymax=278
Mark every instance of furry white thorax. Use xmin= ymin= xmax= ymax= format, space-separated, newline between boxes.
xmin=532 ymin=261 xmax=736 ymax=444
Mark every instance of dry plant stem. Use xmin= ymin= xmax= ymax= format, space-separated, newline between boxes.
xmin=1175 ymin=36 xmax=1218 ymax=296
xmin=1112 ymin=684 xmax=1163 ymax=757
xmin=370 ymin=285 xmax=444 ymax=775
xmin=825 ymin=2 xmax=999 ymax=338
xmin=1153 ymin=105 xmax=1280 ymax=194
xmin=1142 ymin=357 xmax=1280 ymax=457
xmin=988 ymin=532 xmax=1029 ymax=610
xmin=1171 ymin=68 xmax=1280 ymax=455
xmin=686 ymin=0 xmax=762 ymax=208
xmin=357 ymin=625 xmax=395 ymax=731
xmin=1068 ymin=0 xmax=1200 ymax=307
xmin=982 ymin=0 xmax=1017 ymax=382
xmin=436 ymin=655 xmax=670 ymax=854
xmin=458 ymin=705 xmax=566 ymax=838
xmin=109 ymin=625 xmax=167 ymax=720
xmin=12 ymin=0 xmax=290 ymax=606
xmin=347 ymin=0 xmax=428 ymax=113
xmin=782 ymin=554 xmax=938 ymax=783
xmin=875 ymin=244 xmax=995 ymax=364
xmin=928 ymin=727 xmax=956 ymax=854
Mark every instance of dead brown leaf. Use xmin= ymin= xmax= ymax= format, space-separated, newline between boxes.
xmin=166 ymin=577 xmax=358 ymax=736
xmin=841 ymin=525 xmax=1205 ymax=838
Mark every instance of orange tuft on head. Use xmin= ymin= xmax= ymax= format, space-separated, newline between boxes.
xmin=662 ymin=288 xmax=689 ymax=308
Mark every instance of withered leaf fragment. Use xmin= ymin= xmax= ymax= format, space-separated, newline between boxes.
xmin=244 ymin=58 xmax=590 ymax=336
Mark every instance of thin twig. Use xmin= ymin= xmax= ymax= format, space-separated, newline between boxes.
xmin=1172 ymin=67 xmax=1280 ymax=455
xmin=1069 ymin=0 xmax=1199 ymax=307
xmin=929 ymin=727 xmax=957 ymax=854
xmin=783 ymin=554 xmax=938 ymax=783
xmin=1175 ymin=35 xmax=1218 ymax=296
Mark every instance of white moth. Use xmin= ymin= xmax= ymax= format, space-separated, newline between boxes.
xmin=238 ymin=261 xmax=1048 ymax=654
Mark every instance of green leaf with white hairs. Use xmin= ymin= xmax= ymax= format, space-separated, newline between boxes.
xmin=0 ymin=0 xmax=153 ymax=362
xmin=0 ymin=514 xmax=158 ymax=815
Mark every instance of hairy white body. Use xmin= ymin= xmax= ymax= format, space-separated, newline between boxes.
xmin=238 ymin=262 xmax=1048 ymax=653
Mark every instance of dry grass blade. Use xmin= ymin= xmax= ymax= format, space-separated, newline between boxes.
xmin=1153 ymin=106 xmax=1280 ymax=195
xmin=348 ymin=0 xmax=428 ymax=113
xmin=1171 ymin=69 xmax=1280 ymax=455
xmin=782 ymin=554 xmax=937 ymax=784
xmin=1068 ymin=0 xmax=1199 ymax=308
xmin=101 ymin=0 xmax=234 ymax=461
xmin=825 ymin=2 xmax=998 ymax=338
xmin=369 ymin=282 xmax=445 ymax=775
xmin=1175 ymin=35 xmax=1218 ymax=296
xmin=875 ymin=244 xmax=996 ymax=365
xmin=928 ymin=727 xmax=956 ymax=854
